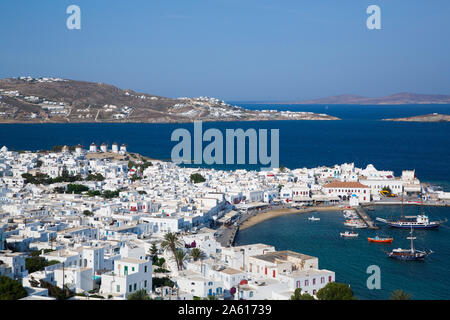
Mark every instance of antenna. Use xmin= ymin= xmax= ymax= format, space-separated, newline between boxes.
xmin=420 ymin=189 xmax=424 ymax=216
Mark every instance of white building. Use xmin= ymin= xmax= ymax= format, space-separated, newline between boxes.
xmin=100 ymin=257 xmax=152 ymax=298
xmin=322 ymin=181 xmax=370 ymax=203
xmin=89 ymin=143 xmax=97 ymax=153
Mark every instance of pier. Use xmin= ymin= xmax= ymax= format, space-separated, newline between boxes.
xmin=355 ymin=206 xmax=379 ymax=230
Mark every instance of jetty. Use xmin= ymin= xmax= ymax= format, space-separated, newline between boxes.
xmin=355 ymin=206 xmax=379 ymax=230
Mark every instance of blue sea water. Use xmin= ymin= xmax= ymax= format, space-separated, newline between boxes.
xmin=1 ymin=104 xmax=449 ymax=299
xmin=1 ymin=104 xmax=449 ymax=188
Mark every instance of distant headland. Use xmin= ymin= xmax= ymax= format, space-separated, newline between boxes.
xmin=0 ymin=77 xmax=339 ymax=123
xmin=271 ymin=93 xmax=450 ymax=105
xmin=383 ymin=113 xmax=450 ymax=122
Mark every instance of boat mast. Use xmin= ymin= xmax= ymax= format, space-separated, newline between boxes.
xmin=408 ymin=227 xmax=415 ymax=254
xmin=401 ymin=187 xmax=404 ymax=219
xmin=420 ymin=188 xmax=424 ymax=216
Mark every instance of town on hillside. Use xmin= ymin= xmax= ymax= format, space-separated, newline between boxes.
xmin=1 ymin=144 xmax=449 ymax=300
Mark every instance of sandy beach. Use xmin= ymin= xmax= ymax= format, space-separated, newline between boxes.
xmin=239 ymin=205 xmax=342 ymax=230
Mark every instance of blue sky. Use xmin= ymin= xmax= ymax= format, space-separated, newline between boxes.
xmin=0 ymin=0 xmax=449 ymax=101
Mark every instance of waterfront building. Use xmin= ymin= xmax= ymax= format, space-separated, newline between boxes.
xmin=322 ymin=181 xmax=371 ymax=203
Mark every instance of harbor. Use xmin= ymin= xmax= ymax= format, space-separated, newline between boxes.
xmin=235 ymin=204 xmax=450 ymax=300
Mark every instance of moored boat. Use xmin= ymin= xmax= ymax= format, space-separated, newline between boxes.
xmin=382 ymin=189 xmax=446 ymax=230
xmin=340 ymin=231 xmax=359 ymax=238
xmin=308 ymin=216 xmax=320 ymax=221
xmin=368 ymin=236 xmax=393 ymax=243
xmin=387 ymin=228 xmax=432 ymax=261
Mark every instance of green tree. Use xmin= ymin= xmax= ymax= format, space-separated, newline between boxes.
xmin=0 ymin=276 xmax=28 ymax=300
xmin=190 ymin=248 xmax=206 ymax=262
xmin=175 ymin=249 xmax=187 ymax=271
xmin=190 ymin=173 xmax=206 ymax=184
xmin=290 ymin=288 xmax=315 ymax=300
xmin=298 ymin=293 xmax=315 ymax=300
xmin=82 ymin=210 xmax=94 ymax=217
xmin=149 ymin=243 xmax=158 ymax=257
xmin=390 ymin=290 xmax=412 ymax=300
xmin=161 ymin=232 xmax=182 ymax=270
xmin=102 ymin=190 xmax=120 ymax=199
xmin=39 ymin=280 xmax=72 ymax=300
xmin=152 ymin=277 xmax=175 ymax=291
xmin=25 ymin=256 xmax=60 ymax=273
xmin=127 ymin=289 xmax=151 ymax=300
xmin=316 ymin=282 xmax=356 ymax=300
xmin=86 ymin=173 xmax=105 ymax=181
xmin=67 ymin=184 xmax=89 ymax=194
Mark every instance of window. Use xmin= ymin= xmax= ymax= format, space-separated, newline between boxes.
xmin=124 ymin=266 xmax=128 ymax=275
xmin=132 ymin=267 xmax=135 ymax=272
xmin=329 ymin=276 xmax=332 ymax=282
xmin=129 ymin=284 xmax=132 ymax=292
xmin=305 ymin=280 xmax=309 ymax=286
xmin=321 ymin=277 xmax=324 ymax=284
xmin=313 ymin=278 xmax=316 ymax=285
xmin=144 ymin=280 xmax=147 ymax=287
xmin=134 ymin=283 xmax=137 ymax=291
xmin=116 ymin=285 xmax=120 ymax=292
xmin=144 ymin=266 xmax=147 ymax=273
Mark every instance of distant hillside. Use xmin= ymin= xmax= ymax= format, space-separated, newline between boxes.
xmin=383 ymin=113 xmax=450 ymax=122
xmin=0 ymin=77 xmax=339 ymax=123
xmin=285 ymin=93 xmax=450 ymax=105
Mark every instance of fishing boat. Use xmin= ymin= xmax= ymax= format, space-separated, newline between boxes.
xmin=387 ymin=228 xmax=432 ymax=261
xmin=340 ymin=231 xmax=359 ymax=238
xmin=308 ymin=216 xmax=320 ymax=221
xmin=368 ymin=236 xmax=393 ymax=243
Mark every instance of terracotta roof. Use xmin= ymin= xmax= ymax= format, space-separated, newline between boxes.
xmin=323 ymin=181 xmax=369 ymax=189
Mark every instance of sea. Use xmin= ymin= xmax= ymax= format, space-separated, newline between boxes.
xmin=1 ymin=103 xmax=449 ymax=299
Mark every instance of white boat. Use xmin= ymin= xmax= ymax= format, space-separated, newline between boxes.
xmin=308 ymin=216 xmax=320 ymax=221
xmin=340 ymin=231 xmax=359 ymax=238
xmin=343 ymin=221 xmax=367 ymax=228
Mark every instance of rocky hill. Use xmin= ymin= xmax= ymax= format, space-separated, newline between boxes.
xmin=0 ymin=77 xmax=339 ymax=123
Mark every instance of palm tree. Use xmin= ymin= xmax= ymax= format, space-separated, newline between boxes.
xmin=49 ymin=235 xmax=56 ymax=250
xmin=175 ymin=249 xmax=187 ymax=271
xmin=190 ymin=248 xmax=206 ymax=262
xmin=161 ymin=232 xmax=183 ymax=269
xmin=390 ymin=290 xmax=412 ymax=300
